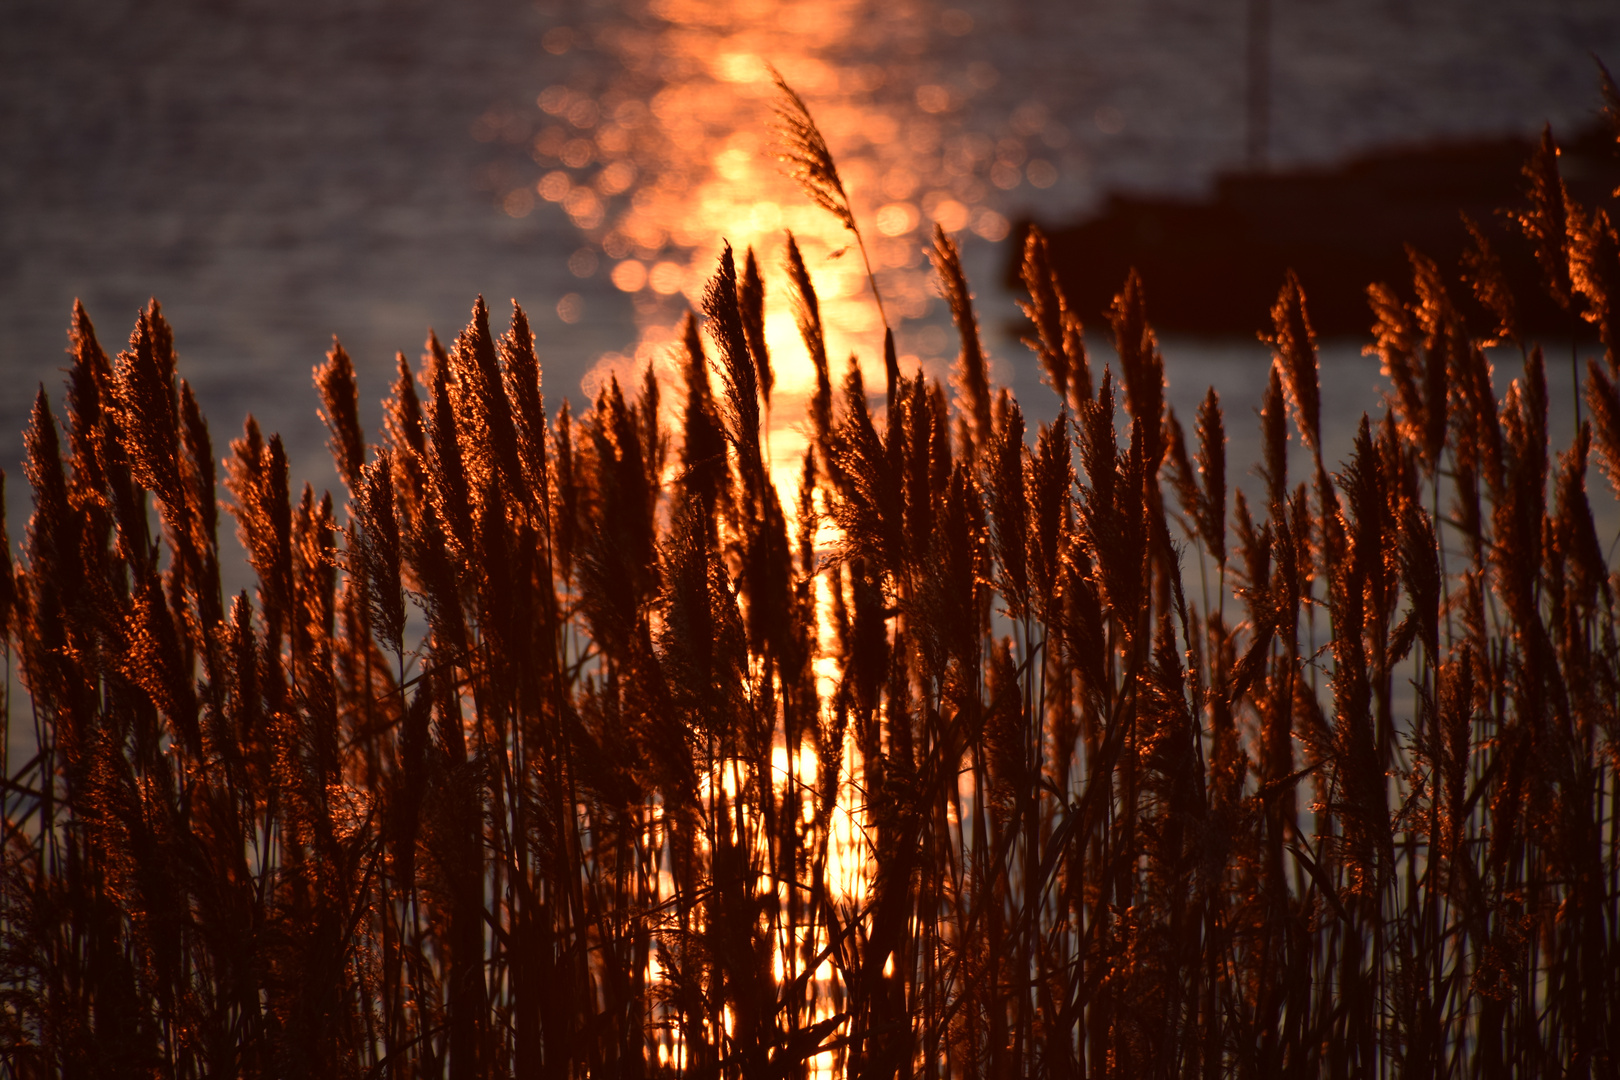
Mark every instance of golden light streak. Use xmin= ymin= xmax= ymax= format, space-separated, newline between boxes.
xmin=526 ymin=1 xmax=1064 ymax=1062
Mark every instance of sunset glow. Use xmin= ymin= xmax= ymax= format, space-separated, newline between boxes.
xmin=529 ymin=0 xmax=1041 ymax=470
xmin=7 ymin=2 xmax=1619 ymax=1075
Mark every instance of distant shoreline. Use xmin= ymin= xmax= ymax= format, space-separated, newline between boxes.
xmin=1022 ymin=124 xmax=1620 ymax=338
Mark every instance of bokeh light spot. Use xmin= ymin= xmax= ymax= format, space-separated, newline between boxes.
xmin=971 ymin=208 xmax=1009 ymax=240
xmin=538 ymin=170 xmax=571 ymax=201
xmin=916 ymin=85 xmax=951 ymax=114
xmin=649 ymin=261 xmax=686 ymax=295
xmin=875 ymin=202 xmax=919 ymax=237
xmin=503 ymin=188 xmax=535 ymax=217
xmin=541 ymin=26 xmax=575 ymax=55
xmin=612 ymin=259 xmax=648 ymax=292
xmin=568 ymin=248 xmax=600 ymax=277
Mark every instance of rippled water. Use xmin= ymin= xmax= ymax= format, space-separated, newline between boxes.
xmin=4 ymin=0 xmax=1618 ymax=513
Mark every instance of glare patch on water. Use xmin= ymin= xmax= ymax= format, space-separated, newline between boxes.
xmin=530 ymin=0 xmax=1067 ymax=461
xmin=530 ymin=1 xmax=1096 ymax=1065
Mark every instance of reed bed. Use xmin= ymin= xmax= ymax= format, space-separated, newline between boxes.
xmin=3 ymin=75 xmax=1620 ymax=1080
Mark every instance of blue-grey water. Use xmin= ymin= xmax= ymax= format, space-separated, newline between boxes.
xmin=3 ymin=0 xmax=1618 ymax=542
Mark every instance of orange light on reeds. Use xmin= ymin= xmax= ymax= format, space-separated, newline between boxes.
xmin=550 ymin=13 xmax=981 ymax=962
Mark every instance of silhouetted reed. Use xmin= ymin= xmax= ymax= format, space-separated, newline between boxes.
xmin=3 ymin=76 xmax=1620 ymax=1080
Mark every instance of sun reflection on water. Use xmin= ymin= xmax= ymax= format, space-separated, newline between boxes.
xmin=525 ymin=0 xmax=1062 ymax=462
xmin=525 ymin=2 xmax=1066 ymax=1062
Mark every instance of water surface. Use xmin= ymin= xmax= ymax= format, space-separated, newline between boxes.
xmin=3 ymin=0 xmax=1617 ymax=517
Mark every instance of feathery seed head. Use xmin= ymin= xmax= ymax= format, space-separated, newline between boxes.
xmin=112 ymin=301 xmax=185 ymax=514
xmin=703 ymin=243 xmax=764 ymax=487
xmin=1516 ymin=126 xmax=1573 ymax=309
xmin=1569 ymin=205 xmax=1620 ymax=372
xmin=1266 ymin=271 xmax=1321 ymax=457
xmin=931 ymin=226 xmax=991 ymax=458
xmin=1460 ymin=212 xmax=1519 ymax=346
xmin=1017 ymin=224 xmax=1071 ymax=406
xmin=1109 ymin=271 xmax=1166 ymax=471
xmin=770 ymin=66 xmax=855 ymax=233
xmin=1163 ymin=409 xmax=1201 ymax=543
xmin=1260 ymin=364 xmax=1288 ymax=512
xmin=498 ymin=300 xmax=551 ymax=502
xmin=987 ymin=391 xmax=1030 ymax=620
xmin=359 ymin=450 xmax=406 ymax=657
xmin=739 ymin=246 xmax=773 ymax=408
xmin=314 ymin=337 xmax=365 ymax=497
xmin=1195 ymin=388 xmax=1227 ymax=565
xmin=784 ymin=232 xmax=833 ymax=466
